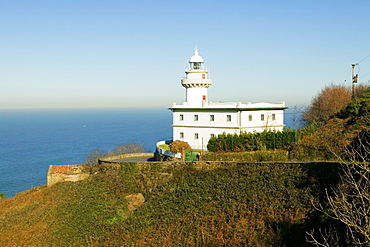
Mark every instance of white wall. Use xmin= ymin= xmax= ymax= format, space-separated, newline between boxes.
xmin=185 ymin=87 xmax=208 ymax=106
xmin=173 ymin=111 xmax=239 ymax=127
xmin=172 ymin=109 xmax=285 ymax=150
xmin=173 ymin=126 xmax=238 ymax=150
xmin=240 ymin=110 xmax=284 ymax=131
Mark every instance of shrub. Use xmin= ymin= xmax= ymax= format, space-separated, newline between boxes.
xmin=169 ymin=140 xmax=192 ymax=153
xmin=108 ymin=143 xmax=147 ymax=155
xmin=207 ymin=124 xmax=318 ymax=153
xmin=202 ymin=150 xmax=289 ymax=162
xmin=85 ymin=148 xmax=107 ymax=165
xmin=85 ymin=143 xmax=148 ymax=165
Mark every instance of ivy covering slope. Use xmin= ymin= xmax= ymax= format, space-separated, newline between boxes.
xmin=0 ymin=162 xmax=339 ymax=246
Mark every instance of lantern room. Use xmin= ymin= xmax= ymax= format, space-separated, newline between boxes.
xmin=189 ymin=47 xmax=204 ymax=71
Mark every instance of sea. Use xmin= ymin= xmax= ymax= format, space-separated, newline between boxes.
xmin=0 ymin=108 xmax=297 ymax=198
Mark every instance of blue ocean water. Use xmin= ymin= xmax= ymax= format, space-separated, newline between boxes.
xmin=0 ymin=108 xmax=297 ymax=198
xmin=0 ymin=108 xmax=172 ymax=197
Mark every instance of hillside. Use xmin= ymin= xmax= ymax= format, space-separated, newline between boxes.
xmin=2 ymin=89 xmax=369 ymax=246
xmin=0 ymin=161 xmax=340 ymax=246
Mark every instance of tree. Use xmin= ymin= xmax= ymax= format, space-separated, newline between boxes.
xmin=302 ymin=84 xmax=351 ymax=126
xmin=291 ymin=104 xmax=304 ymax=129
xmin=337 ymin=87 xmax=370 ymax=121
xmin=169 ymin=140 xmax=191 ymax=153
xmin=354 ymin=83 xmax=369 ymax=100
xmin=301 ymin=84 xmax=368 ymax=126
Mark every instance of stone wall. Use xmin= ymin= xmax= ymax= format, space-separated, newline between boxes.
xmin=98 ymin=152 xmax=154 ymax=164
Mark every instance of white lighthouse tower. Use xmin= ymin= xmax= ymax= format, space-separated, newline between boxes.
xmin=181 ymin=47 xmax=212 ymax=106
xmin=169 ymin=47 xmax=286 ymax=150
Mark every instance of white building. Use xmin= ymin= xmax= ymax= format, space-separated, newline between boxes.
xmin=169 ymin=48 xmax=287 ymax=150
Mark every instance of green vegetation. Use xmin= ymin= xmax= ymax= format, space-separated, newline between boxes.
xmin=292 ymin=87 xmax=370 ymax=162
xmin=117 ymin=162 xmax=322 ymax=246
xmin=301 ymin=83 xmax=368 ymax=126
xmin=203 ymin=150 xmax=290 ymax=161
xmin=159 ymin=143 xmax=170 ymax=150
xmin=207 ymin=123 xmax=317 ymax=153
xmin=0 ymin=162 xmax=340 ymax=246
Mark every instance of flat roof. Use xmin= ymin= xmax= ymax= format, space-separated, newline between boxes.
xmin=169 ymin=101 xmax=287 ymax=111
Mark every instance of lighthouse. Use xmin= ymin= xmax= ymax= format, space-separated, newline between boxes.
xmin=169 ymin=48 xmax=286 ymax=150
xmin=181 ymin=47 xmax=212 ymax=106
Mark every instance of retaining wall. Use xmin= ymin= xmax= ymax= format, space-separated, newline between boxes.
xmin=98 ymin=152 xmax=154 ymax=163
xmin=156 ymin=140 xmax=181 ymax=159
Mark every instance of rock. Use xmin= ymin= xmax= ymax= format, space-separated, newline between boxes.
xmin=125 ymin=193 xmax=145 ymax=211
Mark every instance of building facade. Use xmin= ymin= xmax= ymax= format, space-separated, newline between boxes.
xmin=169 ymin=48 xmax=286 ymax=150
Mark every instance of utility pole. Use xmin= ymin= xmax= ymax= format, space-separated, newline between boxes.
xmin=352 ymin=63 xmax=358 ymax=99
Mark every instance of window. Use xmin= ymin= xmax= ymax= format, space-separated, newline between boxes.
xmin=195 ymin=133 xmax=199 ymax=139
xmin=248 ymin=114 xmax=252 ymax=121
xmin=272 ymin=114 xmax=276 ymax=121
xmin=227 ymin=115 xmax=231 ymax=122
xmin=180 ymin=114 xmax=184 ymax=121
xmin=210 ymin=115 xmax=214 ymax=121
xmin=261 ymin=114 xmax=265 ymax=121
xmin=210 ymin=133 xmax=215 ymax=138
xmin=180 ymin=132 xmax=184 ymax=139
xmin=202 ymin=74 xmax=206 ymax=79
xmin=191 ymin=62 xmax=204 ymax=70
xmin=194 ymin=115 xmax=198 ymax=121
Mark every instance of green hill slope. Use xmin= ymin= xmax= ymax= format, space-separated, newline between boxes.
xmin=0 ymin=162 xmax=339 ymax=246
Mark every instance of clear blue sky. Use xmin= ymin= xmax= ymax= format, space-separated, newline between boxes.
xmin=1 ymin=0 xmax=370 ymax=109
